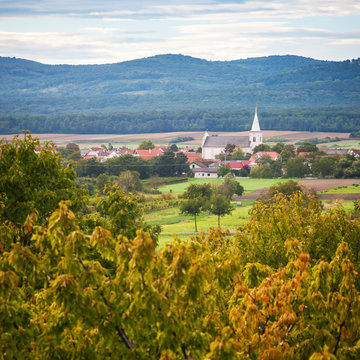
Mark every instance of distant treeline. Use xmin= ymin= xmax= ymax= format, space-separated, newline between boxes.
xmin=1 ymin=107 xmax=359 ymax=134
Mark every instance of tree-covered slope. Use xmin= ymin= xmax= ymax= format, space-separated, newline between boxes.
xmin=0 ymin=54 xmax=359 ymax=133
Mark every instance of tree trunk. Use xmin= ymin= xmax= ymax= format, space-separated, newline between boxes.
xmin=194 ymin=214 xmax=198 ymax=232
xmin=218 ymin=215 xmax=220 ymax=228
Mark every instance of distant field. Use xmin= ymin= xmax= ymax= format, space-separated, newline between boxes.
xmin=1 ymin=130 xmax=352 ymax=149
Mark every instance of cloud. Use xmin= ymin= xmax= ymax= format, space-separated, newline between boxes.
xmin=0 ymin=0 xmax=359 ymax=63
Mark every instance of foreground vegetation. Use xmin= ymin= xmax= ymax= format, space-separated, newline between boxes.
xmin=2 ymin=134 xmax=360 ymax=359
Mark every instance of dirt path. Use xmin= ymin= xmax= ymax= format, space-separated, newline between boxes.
xmin=241 ymin=179 xmax=360 ymax=200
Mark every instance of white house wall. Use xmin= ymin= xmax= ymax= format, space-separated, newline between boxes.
xmin=194 ymin=172 xmax=218 ymax=178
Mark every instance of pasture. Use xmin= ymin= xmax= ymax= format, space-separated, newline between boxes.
xmin=158 ymin=177 xmax=297 ymax=194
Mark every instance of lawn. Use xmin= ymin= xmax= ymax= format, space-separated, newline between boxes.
xmin=144 ymin=199 xmax=254 ymax=234
xmin=158 ymin=177 xmax=298 ymax=194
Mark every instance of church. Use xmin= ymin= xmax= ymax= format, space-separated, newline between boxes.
xmin=201 ymin=107 xmax=263 ymax=160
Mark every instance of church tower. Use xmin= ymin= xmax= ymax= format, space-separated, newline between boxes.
xmin=249 ymin=106 xmax=262 ymax=150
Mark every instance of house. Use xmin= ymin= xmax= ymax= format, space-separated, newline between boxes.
xmin=248 ymin=151 xmax=280 ymax=167
xmin=193 ymin=167 xmax=218 ymax=178
xmin=202 ymin=107 xmax=263 ymax=159
xmin=135 ymin=146 xmax=168 ymax=160
xmin=189 ymin=161 xmax=207 ymax=170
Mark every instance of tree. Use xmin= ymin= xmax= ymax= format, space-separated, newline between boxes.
xmin=312 ymin=156 xmax=337 ymax=177
xmin=224 ymin=143 xmax=236 ymax=159
xmin=217 ymin=163 xmax=231 ymax=177
xmin=152 ymin=150 xmax=177 ymax=177
xmin=208 ymin=194 xmax=233 ymax=227
xmin=180 ymin=198 xmax=203 ymax=232
xmin=66 ymin=142 xmax=80 ymax=151
xmin=285 ymin=156 xmax=310 ymax=177
xmin=267 ymin=180 xmax=304 ymax=198
xmin=297 ymin=141 xmax=319 ymax=153
xmin=118 ymin=171 xmax=142 ymax=193
xmin=230 ymin=147 xmax=246 ymax=160
xmin=138 ymin=140 xmax=155 ymax=150
xmin=218 ymin=173 xmax=244 ymax=199
xmin=1 ymin=186 xmax=360 ymax=358
xmin=0 ymin=132 xmax=86 ymax=236
xmin=183 ymin=183 xmax=212 ymax=200
xmin=175 ymin=152 xmax=190 ymax=176
xmin=98 ymin=185 xmax=157 ymax=241
xmin=148 ymin=175 xmax=164 ymax=191
xmin=181 ymin=183 xmax=212 ymax=231
xmin=252 ymin=143 xmax=271 ymax=153
xmin=169 ymin=143 xmax=178 ymax=152
xmin=344 ymin=159 xmax=360 ymax=178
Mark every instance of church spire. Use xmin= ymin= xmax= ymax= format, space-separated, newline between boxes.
xmin=251 ymin=106 xmax=261 ymax=132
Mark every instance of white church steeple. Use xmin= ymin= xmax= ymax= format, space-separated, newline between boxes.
xmin=251 ymin=106 xmax=261 ymax=132
xmin=249 ymin=106 xmax=263 ymax=150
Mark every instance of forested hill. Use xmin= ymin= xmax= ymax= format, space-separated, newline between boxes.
xmin=0 ymin=54 xmax=359 ymax=134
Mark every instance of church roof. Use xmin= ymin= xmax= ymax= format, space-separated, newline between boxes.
xmin=203 ymin=135 xmax=250 ymax=148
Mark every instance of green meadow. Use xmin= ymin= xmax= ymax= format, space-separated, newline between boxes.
xmin=158 ymin=177 xmax=297 ymax=194
xmin=320 ymin=184 xmax=360 ymax=194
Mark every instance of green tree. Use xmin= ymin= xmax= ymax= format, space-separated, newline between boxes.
xmin=152 ymin=150 xmax=176 ymax=177
xmin=180 ymin=198 xmax=203 ymax=232
xmin=252 ymin=143 xmax=271 ymax=153
xmin=297 ymin=141 xmax=319 ymax=153
xmin=218 ymin=173 xmax=244 ymax=199
xmin=98 ymin=185 xmax=158 ymax=242
xmin=217 ymin=163 xmax=231 ymax=177
xmin=285 ymin=156 xmax=310 ymax=177
xmin=169 ymin=143 xmax=178 ymax=152
xmin=312 ymin=156 xmax=337 ymax=177
xmin=138 ymin=140 xmax=155 ymax=150
xmin=267 ymin=180 xmax=304 ymax=198
xmin=118 ymin=170 xmax=142 ymax=193
xmin=181 ymin=183 xmax=212 ymax=231
xmin=230 ymin=147 xmax=246 ymax=160
xmin=148 ymin=175 xmax=164 ymax=191
xmin=175 ymin=152 xmax=190 ymax=176
xmin=344 ymin=159 xmax=360 ymax=178
xmin=0 ymin=133 xmax=86 ymax=237
xmin=208 ymin=194 xmax=233 ymax=227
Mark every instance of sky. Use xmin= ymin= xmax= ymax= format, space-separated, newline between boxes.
xmin=0 ymin=0 xmax=359 ymax=64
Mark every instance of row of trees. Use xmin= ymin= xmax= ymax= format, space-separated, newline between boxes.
xmin=76 ymin=151 xmax=190 ymax=179
xmin=2 ymin=134 xmax=360 ymax=358
xmin=1 ymin=107 xmax=360 ymax=134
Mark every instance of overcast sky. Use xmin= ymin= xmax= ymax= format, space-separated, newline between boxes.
xmin=0 ymin=0 xmax=359 ymax=64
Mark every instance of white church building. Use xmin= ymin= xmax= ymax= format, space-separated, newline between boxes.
xmin=202 ymin=107 xmax=263 ymax=160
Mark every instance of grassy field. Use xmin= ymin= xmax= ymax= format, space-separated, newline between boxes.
xmin=319 ymin=140 xmax=360 ymax=149
xmin=159 ymin=177 xmax=297 ymax=194
xmin=320 ymin=184 xmax=360 ymax=194
xmin=145 ymin=199 xmax=254 ymax=233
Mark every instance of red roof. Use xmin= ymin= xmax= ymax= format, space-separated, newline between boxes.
xmin=183 ymin=152 xmax=201 ymax=163
xmin=248 ymin=151 xmax=280 ymax=166
xmin=136 ymin=146 xmax=168 ymax=160
xmin=119 ymin=149 xmax=135 ymax=154
xmin=228 ymin=161 xmax=247 ymax=169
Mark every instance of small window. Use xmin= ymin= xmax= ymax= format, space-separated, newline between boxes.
xmin=207 ymin=173 xmax=210 ymax=176
xmin=202 ymin=173 xmax=204 ymax=176
xmin=253 ymin=137 xmax=256 ymax=142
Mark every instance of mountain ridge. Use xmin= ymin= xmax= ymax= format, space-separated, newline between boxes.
xmin=0 ymin=54 xmax=359 ymax=134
